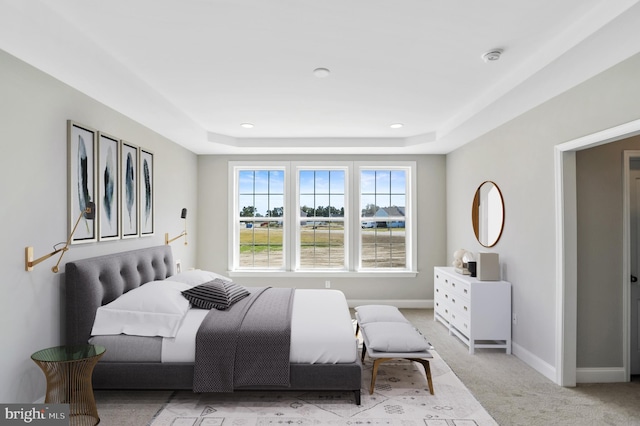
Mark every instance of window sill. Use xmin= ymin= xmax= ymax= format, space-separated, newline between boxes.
xmin=228 ymin=270 xmax=418 ymax=278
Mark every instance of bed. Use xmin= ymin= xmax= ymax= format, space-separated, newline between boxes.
xmin=65 ymin=245 xmax=362 ymax=404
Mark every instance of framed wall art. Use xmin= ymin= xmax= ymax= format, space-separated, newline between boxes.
xmin=140 ymin=148 xmax=154 ymax=236
xmin=121 ymin=141 xmax=139 ymax=238
xmin=98 ymin=132 xmax=120 ymax=241
xmin=67 ymin=120 xmax=97 ymax=244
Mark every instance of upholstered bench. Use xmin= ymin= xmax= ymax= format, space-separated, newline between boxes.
xmin=355 ymin=305 xmax=434 ymax=395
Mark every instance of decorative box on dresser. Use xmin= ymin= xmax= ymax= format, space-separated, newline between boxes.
xmin=434 ymin=266 xmax=511 ymax=354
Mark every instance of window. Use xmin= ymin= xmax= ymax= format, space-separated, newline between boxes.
xmin=359 ymin=168 xmax=408 ymax=269
xmin=229 ymin=161 xmax=416 ymax=275
xmin=297 ymin=168 xmax=347 ymax=270
xmin=235 ymin=168 xmax=285 ymax=269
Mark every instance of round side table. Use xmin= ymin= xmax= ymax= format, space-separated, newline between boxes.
xmin=31 ymin=345 xmax=105 ymax=426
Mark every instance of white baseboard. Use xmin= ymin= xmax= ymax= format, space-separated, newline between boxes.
xmin=511 ymin=341 xmax=557 ymax=384
xmin=347 ymin=299 xmax=433 ymax=309
xmin=512 ymin=343 xmax=627 ymax=384
xmin=576 ymin=367 xmax=627 ymax=383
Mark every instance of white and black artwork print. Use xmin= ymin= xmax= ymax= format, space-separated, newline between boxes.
xmin=98 ymin=133 xmax=120 ymax=240
xmin=140 ymin=149 xmax=154 ymax=236
xmin=68 ymin=121 xmax=97 ymax=244
xmin=121 ymin=141 xmax=139 ymax=238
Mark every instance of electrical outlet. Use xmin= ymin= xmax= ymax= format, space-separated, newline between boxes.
xmin=512 ymin=313 xmax=517 ymax=325
xmin=325 ymin=280 xmax=331 ymax=288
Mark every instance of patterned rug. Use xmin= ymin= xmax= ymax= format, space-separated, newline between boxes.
xmin=150 ymin=350 xmax=497 ymax=426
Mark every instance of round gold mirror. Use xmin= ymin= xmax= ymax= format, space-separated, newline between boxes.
xmin=472 ymin=181 xmax=505 ymax=248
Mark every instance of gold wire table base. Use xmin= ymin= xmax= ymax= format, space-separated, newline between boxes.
xmin=32 ymin=345 xmax=105 ymax=426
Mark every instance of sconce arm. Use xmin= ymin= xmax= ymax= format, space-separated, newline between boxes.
xmin=25 ymin=246 xmax=67 ymax=272
xmin=25 ymin=205 xmax=91 ymax=273
xmin=165 ymin=231 xmax=188 ymax=245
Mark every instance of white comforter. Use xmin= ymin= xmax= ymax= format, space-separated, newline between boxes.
xmin=162 ymin=289 xmax=357 ymax=364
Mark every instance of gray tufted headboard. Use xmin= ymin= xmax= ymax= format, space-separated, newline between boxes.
xmin=65 ymin=245 xmax=174 ymax=345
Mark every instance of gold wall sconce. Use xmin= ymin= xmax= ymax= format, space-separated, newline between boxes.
xmin=165 ymin=208 xmax=188 ymax=245
xmin=25 ymin=202 xmax=96 ymax=273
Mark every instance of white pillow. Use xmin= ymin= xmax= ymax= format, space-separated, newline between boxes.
xmin=355 ymin=305 xmax=409 ymax=324
xmin=166 ymin=269 xmax=231 ymax=287
xmin=362 ymin=322 xmax=429 ymax=352
xmin=91 ymin=280 xmax=192 ymax=338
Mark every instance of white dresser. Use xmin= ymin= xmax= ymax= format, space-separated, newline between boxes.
xmin=434 ymin=266 xmax=511 ymax=354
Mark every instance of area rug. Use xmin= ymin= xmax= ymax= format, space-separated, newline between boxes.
xmin=150 ymin=350 xmax=497 ymax=426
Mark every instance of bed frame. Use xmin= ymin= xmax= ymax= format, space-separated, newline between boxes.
xmin=65 ymin=245 xmax=362 ymax=404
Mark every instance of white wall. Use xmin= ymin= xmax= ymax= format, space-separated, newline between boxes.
xmin=0 ymin=49 xmax=198 ymax=403
xmin=446 ymin=52 xmax=640 ymax=378
xmin=196 ymin=154 xmax=446 ymax=302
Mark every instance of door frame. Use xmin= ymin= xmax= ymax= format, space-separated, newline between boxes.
xmin=555 ymin=118 xmax=640 ymax=386
xmin=622 ymin=150 xmax=640 ymax=379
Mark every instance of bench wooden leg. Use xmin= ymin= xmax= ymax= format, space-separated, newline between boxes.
xmin=408 ymin=358 xmax=434 ymax=395
xmin=370 ymin=358 xmax=392 ymax=394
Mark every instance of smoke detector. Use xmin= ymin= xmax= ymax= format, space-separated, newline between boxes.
xmin=481 ymin=49 xmax=503 ymax=63
xmin=313 ymin=67 xmax=331 ymax=78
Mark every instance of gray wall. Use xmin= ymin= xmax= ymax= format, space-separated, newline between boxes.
xmin=576 ymin=135 xmax=640 ymax=368
xmin=447 ymin=52 xmax=640 ymax=372
xmin=196 ymin=154 xmax=446 ymax=302
xmin=0 ymin=49 xmax=198 ymax=403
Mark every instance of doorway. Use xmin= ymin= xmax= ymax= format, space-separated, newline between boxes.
xmin=627 ymin=154 xmax=640 ymax=375
xmin=555 ymin=119 xmax=640 ymax=386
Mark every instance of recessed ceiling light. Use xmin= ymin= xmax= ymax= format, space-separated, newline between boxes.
xmin=313 ymin=67 xmax=331 ymax=78
xmin=240 ymin=123 xmax=254 ymax=129
xmin=390 ymin=123 xmax=404 ymax=129
xmin=481 ymin=49 xmax=503 ymax=63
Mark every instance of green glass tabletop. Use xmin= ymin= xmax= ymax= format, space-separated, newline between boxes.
xmin=31 ymin=345 xmax=106 ymax=362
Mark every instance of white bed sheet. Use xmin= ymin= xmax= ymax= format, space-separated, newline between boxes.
xmin=161 ymin=289 xmax=357 ymax=364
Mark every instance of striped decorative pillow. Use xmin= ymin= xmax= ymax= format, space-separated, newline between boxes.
xmin=181 ymin=278 xmax=250 ymax=310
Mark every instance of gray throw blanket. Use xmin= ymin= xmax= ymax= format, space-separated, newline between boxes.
xmin=193 ymin=287 xmax=295 ymax=392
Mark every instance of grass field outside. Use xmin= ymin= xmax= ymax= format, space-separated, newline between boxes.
xmin=238 ymin=225 xmax=406 ymax=268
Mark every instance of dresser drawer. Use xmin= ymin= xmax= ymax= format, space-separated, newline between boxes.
xmin=434 ymin=298 xmax=448 ymax=320
xmin=450 ymin=308 xmax=470 ymax=335
xmin=434 ymin=271 xmax=447 ymax=289
xmin=448 ymin=292 xmax=470 ymax=315
xmin=445 ymin=275 xmax=470 ymax=298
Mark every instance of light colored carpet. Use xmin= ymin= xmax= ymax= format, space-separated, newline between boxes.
xmin=150 ymin=350 xmax=497 ymax=426
xmin=402 ymin=309 xmax=640 ymax=426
